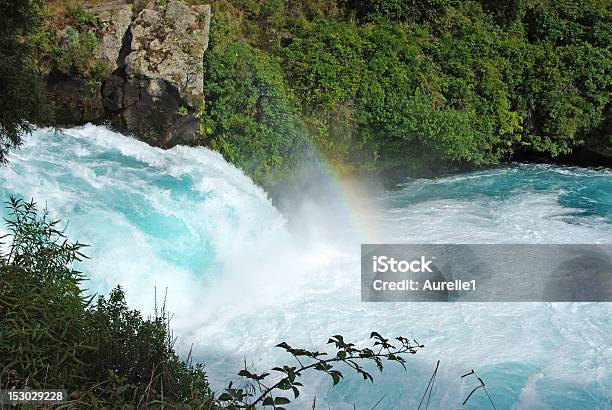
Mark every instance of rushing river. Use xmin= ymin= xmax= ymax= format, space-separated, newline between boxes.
xmin=1 ymin=125 xmax=610 ymax=409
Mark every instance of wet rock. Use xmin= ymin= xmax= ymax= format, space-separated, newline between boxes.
xmin=102 ymin=73 xmax=200 ymax=147
xmin=47 ymin=76 xmax=104 ymax=126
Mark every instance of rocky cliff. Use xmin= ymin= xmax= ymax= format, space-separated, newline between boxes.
xmin=47 ymin=0 xmax=211 ymax=148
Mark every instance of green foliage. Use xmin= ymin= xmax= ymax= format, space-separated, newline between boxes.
xmin=81 ymin=287 xmax=212 ymax=406
xmin=280 ymin=20 xmax=365 ymax=113
xmin=278 ymin=16 xmax=515 ymax=170
xmin=346 ymin=0 xmax=457 ymax=22
xmin=417 ymin=3 xmax=526 ymax=161
xmin=64 ymin=3 xmax=98 ymax=28
xmin=0 ymin=197 xmax=89 ymax=389
xmin=233 ymin=0 xmax=286 ymax=47
xmin=204 ymin=0 xmax=610 ymax=178
xmin=202 ymin=17 xmax=306 ymax=183
xmin=517 ymin=0 xmax=612 ymax=157
xmin=212 ymin=0 xmax=341 ymax=48
xmin=0 ymin=0 xmax=52 ymax=163
xmin=177 ymin=105 xmax=189 ymax=116
xmin=0 ymin=197 xmax=212 ymax=407
xmin=55 ymin=25 xmax=102 ymax=77
xmin=26 ymin=2 xmax=105 ymax=79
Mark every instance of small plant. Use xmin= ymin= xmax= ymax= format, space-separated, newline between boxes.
xmin=218 ymin=332 xmax=424 ymax=408
xmin=89 ymin=60 xmax=110 ymax=80
xmin=64 ymin=4 xmax=98 ymax=28
xmin=86 ymin=78 xmax=101 ymax=93
xmin=177 ymin=105 xmax=189 ymax=116
xmin=55 ymin=25 xmax=100 ymax=78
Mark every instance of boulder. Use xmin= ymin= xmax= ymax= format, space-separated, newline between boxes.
xmin=125 ymin=1 xmax=211 ymax=106
xmin=102 ymin=74 xmax=201 ymax=147
xmin=44 ymin=1 xmax=210 ymax=148
xmin=94 ymin=5 xmax=134 ymax=73
xmin=102 ymin=0 xmax=210 ymax=147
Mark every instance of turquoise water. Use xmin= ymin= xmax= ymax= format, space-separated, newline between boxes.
xmin=0 ymin=126 xmax=611 ymax=409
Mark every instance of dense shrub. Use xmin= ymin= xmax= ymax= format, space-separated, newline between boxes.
xmin=0 ymin=198 xmax=212 ymax=407
xmin=203 ymin=0 xmax=610 ymax=178
xmin=279 ymin=16 xmax=517 ymax=171
xmin=0 ymin=0 xmax=52 ymax=163
xmin=0 ymin=198 xmax=90 ymax=389
xmin=202 ymin=17 xmax=306 ymax=183
xmin=416 ymin=3 xmax=526 ymax=162
xmin=346 ymin=0 xmax=458 ymax=22
xmin=518 ymin=0 xmax=612 ymax=157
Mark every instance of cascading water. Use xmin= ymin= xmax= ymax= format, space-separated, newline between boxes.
xmin=1 ymin=125 xmax=610 ymax=409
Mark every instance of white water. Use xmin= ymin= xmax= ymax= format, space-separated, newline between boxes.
xmin=0 ymin=125 xmax=610 ymax=409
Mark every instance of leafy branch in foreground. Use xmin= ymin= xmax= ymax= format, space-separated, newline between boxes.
xmin=218 ymin=332 xmax=424 ymax=409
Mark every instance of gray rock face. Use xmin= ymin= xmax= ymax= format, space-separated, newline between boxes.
xmin=125 ymin=1 xmax=211 ymax=106
xmin=46 ymin=1 xmax=210 ymax=149
xmin=94 ymin=5 xmax=133 ymax=72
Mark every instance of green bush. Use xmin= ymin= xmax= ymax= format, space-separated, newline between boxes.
xmin=202 ymin=0 xmax=610 ymax=178
xmin=517 ymin=0 xmax=611 ymax=157
xmin=0 ymin=0 xmax=52 ymax=163
xmin=64 ymin=3 xmax=98 ymax=28
xmin=0 ymin=197 xmax=212 ymax=407
xmin=26 ymin=3 xmax=106 ymax=80
xmin=0 ymin=198 xmax=90 ymax=389
xmin=54 ymin=25 xmax=102 ymax=77
xmin=417 ymin=3 xmax=526 ymax=161
xmin=278 ymin=17 xmax=512 ymax=171
xmin=346 ymin=0 xmax=457 ymax=22
xmin=202 ymin=17 xmax=306 ymax=183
